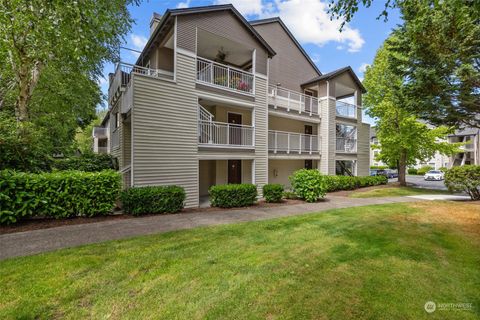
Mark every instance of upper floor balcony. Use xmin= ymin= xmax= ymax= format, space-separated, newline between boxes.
xmin=92 ymin=127 xmax=107 ymax=139
xmin=336 ymin=138 xmax=357 ymax=153
xmin=198 ymin=104 xmax=254 ymax=149
xmin=268 ymin=85 xmax=320 ymax=116
xmin=336 ymin=100 xmax=357 ymax=118
xmin=268 ymin=130 xmax=319 ymax=154
xmin=196 ymin=57 xmax=254 ymax=95
xmin=108 ymin=62 xmax=174 ymax=111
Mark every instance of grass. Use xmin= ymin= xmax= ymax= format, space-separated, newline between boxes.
xmin=1 ymin=201 xmax=479 ymax=319
xmin=350 ymin=186 xmax=452 ymax=198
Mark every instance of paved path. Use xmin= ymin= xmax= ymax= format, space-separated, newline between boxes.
xmin=0 ymin=196 xmax=418 ymax=260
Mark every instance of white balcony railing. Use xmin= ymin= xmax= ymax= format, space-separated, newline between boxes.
xmin=336 ymin=138 xmax=357 ymax=152
xmin=109 ymin=62 xmax=174 ymax=106
xmin=336 ymin=101 xmax=356 ymax=118
xmin=92 ymin=127 xmax=107 ymax=138
xmin=268 ymin=130 xmax=319 ymax=154
xmin=268 ymin=85 xmax=320 ymax=116
xmin=198 ymin=120 xmax=254 ymax=148
xmin=196 ymin=57 xmax=254 ymax=94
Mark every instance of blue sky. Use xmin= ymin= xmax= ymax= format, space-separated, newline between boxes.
xmin=100 ymin=0 xmax=401 ymax=124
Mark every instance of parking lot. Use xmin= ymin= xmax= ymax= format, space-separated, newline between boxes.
xmin=389 ymin=175 xmax=447 ymax=190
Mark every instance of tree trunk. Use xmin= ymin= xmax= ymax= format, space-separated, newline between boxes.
xmin=398 ymin=149 xmax=407 ymax=186
xmin=14 ymin=60 xmax=43 ymax=122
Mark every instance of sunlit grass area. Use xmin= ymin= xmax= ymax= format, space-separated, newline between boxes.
xmin=350 ymin=186 xmax=452 ymax=198
xmin=1 ymin=201 xmax=479 ymax=319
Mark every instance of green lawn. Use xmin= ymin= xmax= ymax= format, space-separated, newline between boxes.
xmin=1 ymin=202 xmax=479 ymax=319
xmin=350 ymin=186 xmax=452 ymax=198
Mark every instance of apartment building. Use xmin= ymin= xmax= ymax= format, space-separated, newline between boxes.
xmin=104 ymin=4 xmax=370 ymax=208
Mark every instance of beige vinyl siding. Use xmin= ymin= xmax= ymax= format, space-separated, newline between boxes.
xmin=132 ymin=52 xmax=199 ymax=208
xmin=268 ymin=159 xmax=317 ymax=187
xmin=356 ymin=122 xmax=370 ymax=176
xmin=252 ymin=22 xmax=319 ymax=92
xmin=254 ymin=76 xmax=268 ymax=194
xmin=319 ymin=98 xmax=336 ymax=174
xmin=176 ymin=11 xmax=268 ymax=75
xmin=269 ymin=116 xmax=318 ymax=135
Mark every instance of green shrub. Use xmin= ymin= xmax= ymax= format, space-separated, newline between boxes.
xmin=209 ymin=184 xmax=257 ymax=208
xmin=263 ymin=184 xmax=284 ymax=203
xmin=282 ymin=191 xmax=298 ymax=200
xmin=445 ymin=165 xmax=480 ymax=200
xmin=322 ymin=175 xmax=388 ymax=192
xmin=439 ymin=167 xmax=448 ymax=172
xmin=417 ymin=166 xmax=433 ymax=176
xmin=407 ymin=168 xmax=418 ymax=175
xmin=120 ymin=186 xmax=185 ymax=215
xmin=0 ymin=170 xmax=120 ymax=224
xmin=53 ymin=153 xmax=117 ymax=172
xmin=289 ymin=169 xmax=326 ymax=202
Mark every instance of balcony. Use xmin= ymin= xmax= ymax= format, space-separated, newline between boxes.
xmin=92 ymin=127 xmax=107 ymax=138
xmin=198 ymin=120 xmax=254 ymax=148
xmin=97 ymin=147 xmax=108 ymax=154
xmin=336 ymin=101 xmax=356 ymax=118
xmin=336 ymin=138 xmax=357 ymax=153
xmin=268 ymin=85 xmax=319 ymax=116
xmin=108 ymin=62 xmax=174 ymax=108
xmin=196 ymin=57 xmax=254 ymax=95
xmin=268 ymin=130 xmax=319 ymax=154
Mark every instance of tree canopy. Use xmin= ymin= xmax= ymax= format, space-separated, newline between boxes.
xmin=329 ymin=0 xmax=480 ymax=128
xmin=363 ymin=37 xmax=459 ymax=185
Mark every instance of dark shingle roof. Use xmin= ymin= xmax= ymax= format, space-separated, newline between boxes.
xmin=249 ymin=17 xmax=322 ymax=76
xmin=302 ymin=66 xmax=366 ymax=93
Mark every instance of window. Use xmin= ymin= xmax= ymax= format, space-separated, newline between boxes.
xmin=115 ymin=112 xmax=120 ymax=129
xmin=336 ymin=160 xmax=356 ymax=176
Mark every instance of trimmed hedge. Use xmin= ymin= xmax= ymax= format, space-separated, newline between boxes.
xmin=0 ymin=170 xmax=120 ymax=224
xmin=407 ymin=168 xmax=418 ymax=175
xmin=289 ymin=169 xmax=326 ymax=202
xmin=209 ymin=184 xmax=257 ymax=208
xmin=445 ymin=165 xmax=480 ymax=200
xmin=53 ymin=153 xmax=117 ymax=172
xmin=370 ymin=165 xmax=388 ymax=170
xmin=120 ymin=186 xmax=186 ymax=215
xmin=322 ymin=175 xmax=388 ymax=192
xmin=263 ymin=184 xmax=284 ymax=203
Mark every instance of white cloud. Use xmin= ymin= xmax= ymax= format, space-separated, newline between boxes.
xmin=177 ymin=0 xmax=191 ymax=9
xmin=130 ymin=34 xmax=148 ymax=51
xmin=215 ymin=0 xmax=265 ymax=16
xmin=216 ymin=0 xmax=365 ymax=53
xmin=358 ymin=63 xmax=370 ymax=73
xmin=270 ymin=0 xmax=364 ymax=53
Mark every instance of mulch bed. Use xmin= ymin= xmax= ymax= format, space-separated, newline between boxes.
xmin=0 ymin=198 xmax=306 ymax=235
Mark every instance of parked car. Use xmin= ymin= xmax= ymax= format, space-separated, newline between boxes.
xmin=369 ymin=169 xmax=378 ymax=176
xmin=424 ymin=170 xmax=444 ymax=181
xmin=376 ymin=169 xmax=398 ymax=179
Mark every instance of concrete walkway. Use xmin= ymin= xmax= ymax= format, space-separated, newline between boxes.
xmin=0 ymin=196 xmax=418 ymax=260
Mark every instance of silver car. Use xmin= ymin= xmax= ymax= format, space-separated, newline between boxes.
xmin=424 ymin=170 xmax=444 ymax=181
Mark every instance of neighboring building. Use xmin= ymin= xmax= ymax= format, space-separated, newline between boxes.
xmin=447 ymin=128 xmax=480 ymax=167
xmin=369 ymin=125 xmax=480 ymax=170
xmin=103 ymin=4 xmax=370 ymax=208
xmin=92 ymin=113 xmax=110 ymax=154
xmin=369 ymin=127 xmax=387 ymax=167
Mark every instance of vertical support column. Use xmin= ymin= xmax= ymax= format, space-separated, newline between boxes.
xmin=319 ymin=81 xmax=336 ymax=175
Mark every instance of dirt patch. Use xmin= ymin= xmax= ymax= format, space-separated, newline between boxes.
xmin=0 ymin=199 xmax=306 ymax=235
xmin=400 ymin=201 xmax=480 ymax=239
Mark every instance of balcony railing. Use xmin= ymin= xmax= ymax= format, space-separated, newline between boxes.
xmin=196 ymin=57 xmax=254 ymax=94
xmin=336 ymin=101 xmax=356 ymax=118
xmin=92 ymin=127 xmax=107 ymax=138
xmin=336 ymin=138 xmax=357 ymax=153
xmin=109 ymin=62 xmax=174 ymax=106
xmin=268 ymin=130 xmax=319 ymax=154
xmin=97 ymin=147 xmax=108 ymax=154
xmin=268 ymin=85 xmax=319 ymax=116
xmin=198 ymin=120 xmax=254 ymax=148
